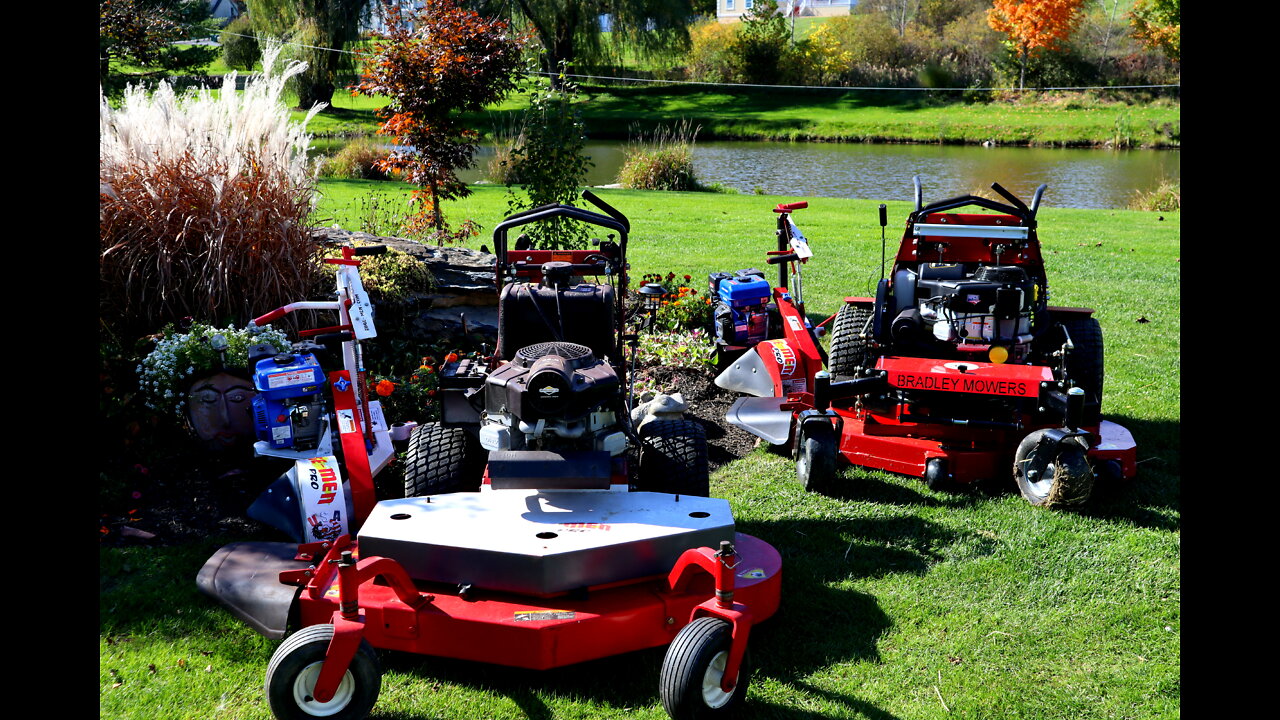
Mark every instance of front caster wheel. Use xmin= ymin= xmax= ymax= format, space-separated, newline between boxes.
xmin=796 ymin=421 xmax=837 ymax=494
xmin=660 ymin=616 xmax=750 ymax=720
xmin=266 ymin=624 xmax=382 ymax=720
xmin=1013 ymin=429 xmax=1094 ymax=508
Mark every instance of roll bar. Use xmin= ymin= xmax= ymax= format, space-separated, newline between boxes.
xmin=909 ymin=177 xmax=1049 ymax=227
xmin=492 ymin=189 xmax=630 ymax=269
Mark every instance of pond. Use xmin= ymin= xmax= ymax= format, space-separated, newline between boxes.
xmin=317 ymin=138 xmax=1179 ymax=210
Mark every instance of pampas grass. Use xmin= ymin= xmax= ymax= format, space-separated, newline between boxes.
xmin=100 ymin=42 xmax=325 ymax=340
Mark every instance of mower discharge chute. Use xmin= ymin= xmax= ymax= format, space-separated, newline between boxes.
xmin=198 ymin=191 xmax=782 ymax=720
xmin=715 ymin=178 xmax=1137 ymax=507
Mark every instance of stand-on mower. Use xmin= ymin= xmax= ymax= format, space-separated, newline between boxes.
xmin=715 ymin=178 xmax=1137 ymax=507
xmin=197 ymin=190 xmax=782 ymax=720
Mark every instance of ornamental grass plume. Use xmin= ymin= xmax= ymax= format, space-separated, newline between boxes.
xmin=100 ymin=42 xmax=326 ymax=342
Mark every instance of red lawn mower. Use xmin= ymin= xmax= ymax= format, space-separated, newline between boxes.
xmin=198 ymin=191 xmax=781 ymax=720
xmin=714 ymin=178 xmax=1137 ymax=507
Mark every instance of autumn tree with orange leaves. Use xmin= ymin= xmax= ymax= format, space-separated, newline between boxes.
xmin=987 ymin=0 xmax=1087 ymax=90
xmin=355 ymin=0 xmax=525 ymax=244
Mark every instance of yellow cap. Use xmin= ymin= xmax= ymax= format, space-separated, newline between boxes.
xmin=988 ymin=345 xmax=1009 ymax=364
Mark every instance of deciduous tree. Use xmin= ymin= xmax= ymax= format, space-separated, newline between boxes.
xmin=100 ymin=0 xmax=219 ymax=96
xmin=987 ymin=0 xmax=1087 ymax=89
xmin=474 ymin=0 xmax=695 ymax=75
xmin=246 ymin=0 xmax=367 ymax=109
xmin=1128 ymin=0 xmax=1178 ymax=62
xmin=355 ymin=0 xmax=525 ymax=244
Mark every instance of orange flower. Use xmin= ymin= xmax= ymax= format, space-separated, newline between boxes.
xmin=375 ymin=379 xmax=396 ymax=396
xmin=445 ymin=352 xmax=459 ymax=363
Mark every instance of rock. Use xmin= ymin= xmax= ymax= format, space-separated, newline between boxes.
xmin=310 ymin=227 xmax=499 ymax=348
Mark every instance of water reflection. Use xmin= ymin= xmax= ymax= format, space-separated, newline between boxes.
xmin=315 ymin=138 xmax=1178 ymax=210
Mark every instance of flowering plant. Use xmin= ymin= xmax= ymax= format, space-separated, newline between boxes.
xmin=631 ymin=329 xmax=716 ymax=397
xmin=635 ymin=271 xmax=712 ymax=333
xmin=137 ymin=322 xmax=290 ymax=419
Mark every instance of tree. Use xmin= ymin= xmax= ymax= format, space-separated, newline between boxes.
xmin=474 ymin=0 xmax=695 ymax=75
xmin=732 ymin=0 xmax=791 ymax=84
xmin=100 ymin=0 xmax=219 ymax=96
xmin=987 ymin=0 xmax=1087 ymax=89
xmin=857 ymin=0 xmax=923 ymax=38
xmin=502 ymin=66 xmax=595 ymax=250
xmin=245 ymin=0 xmax=367 ymax=109
xmin=354 ymin=0 xmax=525 ymax=244
xmin=1128 ymin=0 xmax=1178 ymax=62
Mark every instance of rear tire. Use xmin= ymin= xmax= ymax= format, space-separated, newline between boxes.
xmin=1013 ymin=429 xmax=1094 ymax=508
xmin=828 ymin=304 xmax=873 ymax=378
xmin=1059 ymin=316 xmax=1104 ymax=426
xmin=403 ymin=422 xmax=482 ymax=497
xmin=660 ymin=616 xmax=750 ymax=720
xmin=637 ymin=419 xmax=711 ymax=497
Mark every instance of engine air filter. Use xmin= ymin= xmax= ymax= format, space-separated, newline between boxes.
xmin=514 ymin=341 xmax=594 ymax=369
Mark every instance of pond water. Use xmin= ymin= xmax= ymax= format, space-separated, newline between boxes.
xmin=318 ymin=138 xmax=1179 ymax=210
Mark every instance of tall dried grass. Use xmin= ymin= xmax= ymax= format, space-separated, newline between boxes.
xmin=617 ymin=120 xmax=704 ymax=192
xmin=100 ymin=43 xmax=326 ymax=341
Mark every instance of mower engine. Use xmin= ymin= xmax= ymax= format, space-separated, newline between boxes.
xmin=710 ymin=270 xmax=771 ymax=347
xmin=899 ymin=264 xmax=1037 ymax=362
xmin=251 ymin=350 xmax=328 ymax=451
xmin=479 ymin=341 xmax=628 ymax=457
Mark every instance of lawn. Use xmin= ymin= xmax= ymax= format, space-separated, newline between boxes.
xmin=290 ymin=84 xmax=1179 ymax=148
xmin=101 ymin=182 xmax=1180 ymax=719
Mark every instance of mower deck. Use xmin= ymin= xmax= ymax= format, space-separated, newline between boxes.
xmin=199 ymin=529 xmax=781 ymax=671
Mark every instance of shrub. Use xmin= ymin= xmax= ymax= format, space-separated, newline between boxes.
xmin=686 ymin=18 xmax=738 ymax=82
xmin=99 ymin=43 xmax=324 ymax=342
xmin=220 ymin=13 xmax=259 ymax=71
xmin=1128 ymin=180 xmax=1179 ymax=211
xmin=617 ymin=121 xmax=703 ymax=192
xmin=500 ymin=67 xmax=594 ymax=249
xmin=321 ymin=138 xmax=391 ymax=180
xmin=730 ymin=0 xmax=790 ymax=85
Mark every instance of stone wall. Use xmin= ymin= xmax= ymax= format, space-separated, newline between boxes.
xmin=311 ymin=228 xmax=499 ymax=351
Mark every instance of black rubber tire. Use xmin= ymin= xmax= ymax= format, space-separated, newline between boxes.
xmin=923 ymin=457 xmax=952 ymax=492
xmin=266 ymin=624 xmax=381 ymax=720
xmin=1012 ymin=429 xmax=1095 ymax=508
xmin=637 ymin=419 xmax=711 ymax=497
xmin=796 ymin=421 xmax=838 ymax=494
xmin=660 ymin=616 xmax=750 ymax=720
xmin=403 ymin=422 xmax=481 ymax=497
xmin=828 ymin=303 xmax=873 ymax=378
xmin=1059 ymin=316 xmax=1105 ymax=426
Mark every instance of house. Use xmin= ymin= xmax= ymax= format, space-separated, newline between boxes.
xmin=716 ymin=0 xmax=856 ymax=23
xmin=207 ymin=0 xmax=243 ymax=21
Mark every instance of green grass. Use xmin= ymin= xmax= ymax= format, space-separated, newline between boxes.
xmin=102 ymin=183 xmax=1179 ymax=719
xmin=288 ymin=85 xmax=1180 ymax=147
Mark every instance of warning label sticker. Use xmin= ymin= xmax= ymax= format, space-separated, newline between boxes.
xmin=738 ymin=568 xmax=767 ymax=579
xmin=514 ymin=610 xmax=576 ymax=622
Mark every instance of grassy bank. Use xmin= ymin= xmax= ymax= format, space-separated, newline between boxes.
xmin=289 ymin=82 xmax=1179 ymax=148
xmin=102 ymin=184 xmax=1180 ymax=720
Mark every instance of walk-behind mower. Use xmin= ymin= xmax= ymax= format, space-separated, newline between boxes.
xmin=197 ymin=190 xmax=782 ymax=720
xmin=715 ymin=178 xmax=1137 ymax=507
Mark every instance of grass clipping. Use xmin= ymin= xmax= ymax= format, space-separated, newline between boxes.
xmin=99 ymin=42 xmax=326 ymax=339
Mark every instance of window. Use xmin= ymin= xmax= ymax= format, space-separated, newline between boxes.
xmin=726 ymin=0 xmax=734 ymax=9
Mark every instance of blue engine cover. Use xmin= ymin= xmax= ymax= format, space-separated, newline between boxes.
xmin=251 ymin=353 xmax=326 ymax=449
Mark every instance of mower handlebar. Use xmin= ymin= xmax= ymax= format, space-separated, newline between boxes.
xmin=350 ymin=244 xmax=387 ymax=257
xmin=774 ymin=201 xmax=808 ymax=213
xmin=768 ymin=252 xmax=800 ymax=265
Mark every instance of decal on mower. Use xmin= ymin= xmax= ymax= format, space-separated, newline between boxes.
xmin=266 ymin=370 xmax=316 ymax=389
xmin=768 ymin=340 xmax=798 ymax=377
xmin=889 ymin=371 xmax=1033 ymax=398
xmin=514 ymin=610 xmax=576 ymax=622
xmin=786 ymin=315 xmax=803 ymax=332
xmin=738 ymin=567 xmax=767 ymax=579
xmin=559 ymin=523 xmax=612 ymax=532
xmin=296 ymin=456 xmax=349 ymax=542
xmin=337 ymin=408 xmax=357 ymax=435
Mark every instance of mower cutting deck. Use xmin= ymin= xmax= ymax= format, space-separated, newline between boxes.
xmin=715 ymin=179 xmax=1137 ymax=507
